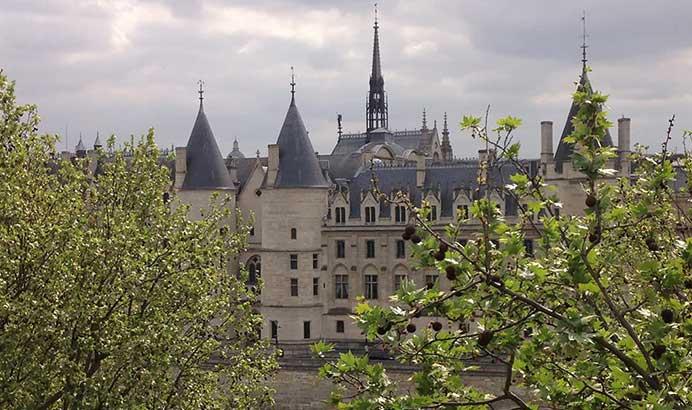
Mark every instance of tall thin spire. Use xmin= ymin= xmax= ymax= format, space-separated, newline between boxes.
xmin=290 ymin=66 xmax=296 ymax=104
xmin=422 ymin=108 xmax=428 ymax=130
xmin=441 ymin=112 xmax=453 ymax=161
xmin=366 ymin=3 xmax=388 ymax=133
xmin=581 ymin=11 xmax=588 ymax=70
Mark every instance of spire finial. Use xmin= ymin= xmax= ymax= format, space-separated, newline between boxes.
xmin=422 ymin=108 xmax=427 ymax=129
xmin=337 ymin=113 xmax=343 ymax=140
xmin=290 ymin=66 xmax=296 ymax=101
xmin=256 ymin=149 xmax=260 ymax=158
xmin=198 ymin=80 xmax=205 ymax=103
xmin=581 ymin=11 xmax=588 ymax=69
xmin=443 ymin=112 xmax=448 ymax=131
xmin=374 ymin=3 xmax=378 ymax=28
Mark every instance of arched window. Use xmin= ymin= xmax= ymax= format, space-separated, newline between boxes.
xmin=291 ymin=228 xmax=297 ymax=239
xmin=246 ymin=255 xmax=261 ymax=293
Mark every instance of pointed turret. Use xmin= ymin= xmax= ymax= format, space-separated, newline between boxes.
xmin=366 ymin=5 xmax=388 ymax=133
xmin=75 ymin=134 xmax=86 ymax=158
xmin=553 ymin=28 xmax=613 ymax=171
xmin=273 ymin=76 xmax=328 ymax=188
xmin=441 ymin=112 xmax=453 ymax=161
xmin=182 ymin=84 xmax=233 ymax=189
xmin=93 ymin=132 xmax=102 ymax=150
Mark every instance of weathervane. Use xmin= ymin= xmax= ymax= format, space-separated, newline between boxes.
xmin=198 ymin=80 xmax=205 ymax=102
xmin=581 ymin=10 xmax=589 ymax=68
xmin=290 ymin=66 xmax=296 ymax=98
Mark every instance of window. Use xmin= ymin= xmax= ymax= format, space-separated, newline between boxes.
xmin=313 ymin=253 xmax=319 ymax=269
xmin=505 ymin=195 xmax=518 ymax=216
xmin=335 ymin=207 xmax=346 ymax=224
xmin=427 ymin=205 xmax=438 ymax=221
xmin=313 ymin=277 xmax=319 ymax=296
xmin=250 ymin=226 xmax=255 ymax=236
xmin=246 ymin=256 xmax=261 ymax=291
xmin=366 ymin=240 xmax=375 ymax=258
xmin=365 ymin=206 xmax=376 ymax=224
xmin=396 ymin=240 xmax=405 ymax=259
xmin=290 ymin=254 xmax=298 ymax=270
xmin=336 ymin=240 xmax=346 ymax=258
xmin=290 ymin=278 xmax=298 ymax=296
xmin=271 ymin=320 xmax=278 ymax=340
xmin=457 ymin=204 xmax=469 ymax=219
xmin=290 ymin=228 xmax=297 ymax=239
xmin=303 ymin=321 xmax=311 ymax=339
xmin=364 ymin=274 xmax=378 ymax=299
xmin=459 ymin=322 xmax=470 ymax=333
xmin=336 ymin=320 xmax=345 ymax=333
xmin=394 ymin=205 xmax=406 ymax=223
xmin=335 ymin=274 xmax=349 ymax=299
xmin=394 ymin=274 xmax=407 ymax=291
xmin=524 ymin=239 xmax=534 ymax=257
xmin=425 ymin=274 xmax=438 ymax=290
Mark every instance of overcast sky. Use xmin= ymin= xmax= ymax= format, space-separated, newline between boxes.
xmin=2 ymin=0 xmax=692 ymax=158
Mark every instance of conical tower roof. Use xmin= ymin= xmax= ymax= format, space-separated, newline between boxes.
xmin=274 ymin=94 xmax=328 ymax=188
xmin=182 ymin=99 xmax=233 ymax=189
xmin=554 ymin=68 xmax=613 ymax=167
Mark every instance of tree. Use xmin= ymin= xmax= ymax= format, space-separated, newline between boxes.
xmin=314 ymin=69 xmax=692 ymax=409
xmin=0 ymin=71 xmax=277 ymax=409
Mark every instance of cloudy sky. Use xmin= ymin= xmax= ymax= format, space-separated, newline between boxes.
xmin=2 ymin=0 xmax=692 ymax=158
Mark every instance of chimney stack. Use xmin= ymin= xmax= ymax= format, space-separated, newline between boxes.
xmin=266 ymin=144 xmax=279 ymax=186
xmin=174 ymin=147 xmax=187 ymax=189
xmin=416 ymin=153 xmax=426 ymax=188
xmin=618 ymin=117 xmax=631 ymax=174
xmin=540 ymin=121 xmax=553 ymax=164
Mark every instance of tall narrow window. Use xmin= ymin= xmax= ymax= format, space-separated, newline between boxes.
xmin=425 ymin=274 xmax=438 ymax=290
xmin=290 ymin=254 xmax=298 ymax=270
xmin=524 ymin=239 xmax=534 ymax=257
xmin=394 ymin=274 xmax=407 ymax=291
xmin=336 ymin=320 xmax=345 ymax=333
xmin=303 ymin=321 xmax=311 ymax=339
xmin=290 ymin=228 xmax=297 ymax=239
xmin=427 ymin=205 xmax=438 ymax=221
xmin=249 ymin=226 xmax=255 ymax=236
xmin=365 ymin=206 xmax=376 ymax=224
xmin=336 ymin=240 xmax=345 ymax=258
xmin=396 ymin=240 xmax=405 ymax=259
xmin=290 ymin=278 xmax=298 ymax=296
xmin=394 ymin=205 xmax=406 ymax=223
xmin=313 ymin=277 xmax=319 ymax=296
xmin=364 ymin=274 xmax=378 ymax=299
xmin=335 ymin=274 xmax=349 ymax=299
xmin=312 ymin=253 xmax=319 ymax=269
xmin=457 ymin=204 xmax=469 ymax=220
xmin=366 ymin=240 xmax=375 ymax=258
xmin=271 ymin=321 xmax=278 ymax=340
xmin=335 ymin=207 xmax=346 ymax=224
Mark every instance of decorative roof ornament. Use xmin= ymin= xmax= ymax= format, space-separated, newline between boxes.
xmin=198 ymin=79 xmax=205 ymax=104
xmin=422 ymin=108 xmax=428 ymax=130
xmin=229 ymin=137 xmax=245 ymax=159
xmin=366 ymin=3 xmax=388 ymax=133
xmin=581 ymin=10 xmax=589 ymax=70
xmin=290 ymin=66 xmax=296 ymax=104
xmin=76 ymin=133 xmax=85 ymax=152
xmin=93 ymin=131 xmax=102 ymax=149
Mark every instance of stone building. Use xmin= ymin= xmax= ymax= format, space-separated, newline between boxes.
xmin=64 ymin=14 xmax=634 ymax=350
xmin=166 ymin=14 xmax=636 ymax=349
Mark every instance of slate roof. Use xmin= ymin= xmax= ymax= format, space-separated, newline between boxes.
xmin=346 ymin=160 xmax=529 ymax=219
xmin=330 ymin=128 xmax=436 ymax=160
xmin=182 ymin=101 xmax=234 ymax=190
xmin=554 ymin=69 xmax=614 ymax=171
xmin=273 ymin=95 xmax=329 ymax=188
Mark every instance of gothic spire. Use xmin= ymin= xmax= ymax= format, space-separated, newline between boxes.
xmin=422 ymin=108 xmax=428 ymax=130
xmin=581 ymin=10 xmax=588 ymax=71
xmin=441 ymin=112 xmax=453 ymax=161
xmin=366 ymin=3 xmax=388 ymax=133
xmin=290 ymin=66 xmax=296 ymax=105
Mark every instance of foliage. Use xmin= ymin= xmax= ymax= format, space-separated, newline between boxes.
xmin=315 ymin=68 xmax=692 ymax=409
xmin=0 ymin=71 xmax=277 ymax=409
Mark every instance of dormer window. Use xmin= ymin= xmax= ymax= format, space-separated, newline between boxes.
xmin=394 ymin=205 xmax=406 ymax=223
xmin=456 ymin=204 xmax=469 ymax=220
xmin=335 ymin=207 xmax=346 ymax=224
xmin=365 ymin=206 xmax=376 ymax=224
xmin=426 ymin=205 xmax=438 ymax=222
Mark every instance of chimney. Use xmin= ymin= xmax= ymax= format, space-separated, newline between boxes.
xmin=174 ymin=147 xmax=187 ymax=189
xmin=618 ymin=117 xmax=631 ymax=155
xmin=540 ymin=121 xmax=553 ymax=164
xmin=478 ymin=148 xmax=496 ymax=164
xmin=266 ymin=144 xmax=279 ymax=186
xmin=416 ymin=153 xmax=426 ymax=188
xmin=618 ymin=117 xmax=631 ymax=174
